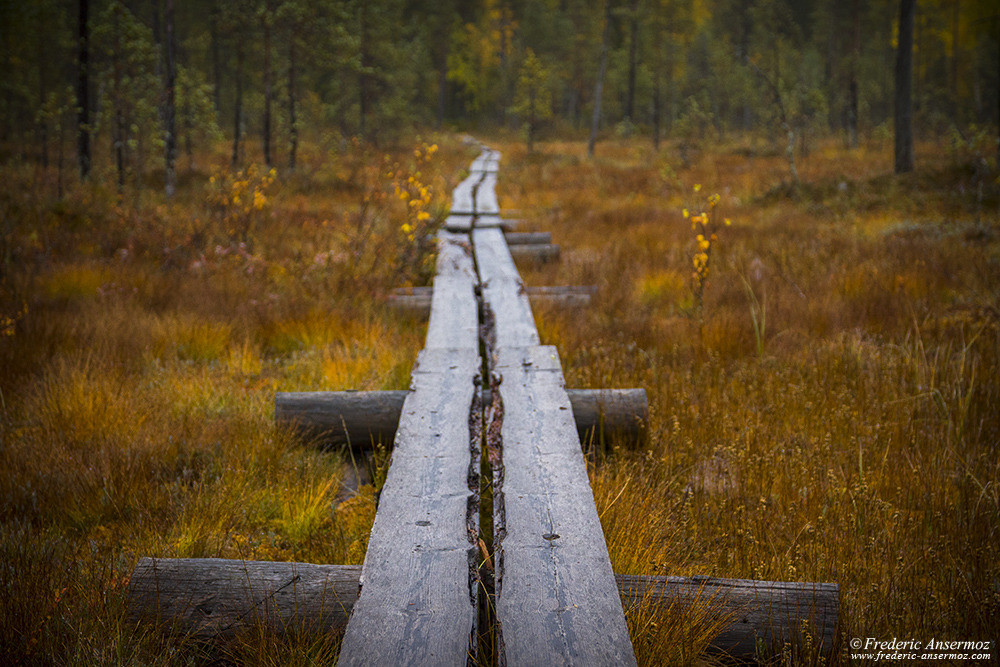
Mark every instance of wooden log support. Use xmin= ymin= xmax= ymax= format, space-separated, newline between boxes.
xmin=473 ymin=220 xmax=637 ymax=664
xmin=617 ymin=574 xmax=839 ymax=659
xmin=275 ymin=388 xmax=648 ymax=448
xmin=127 ymin=557 xmax=358 ymax=636
xmin=387 ymin=284 xmax=590 ymax=318
xmin=335 ymin=228 xmax=482 ymax=665
xmin=509 ymin=242 xmax=560 ymax=264
xmin=128 ymin=559 xmax=840 ymax=661
xmin=504 ymin=231 xmax=552 ymax=245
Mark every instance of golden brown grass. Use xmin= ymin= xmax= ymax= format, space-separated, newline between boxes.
xmin=2 ymin=130 xmax=998 ymax=664
xmin=502 ymin=135 xmax=999 ymax=664
xmin=0 ymin=133 xmax=465 ymax=664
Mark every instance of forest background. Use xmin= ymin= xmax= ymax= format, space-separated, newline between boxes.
xmin=1 ymin=0 xmax=999 ymax=664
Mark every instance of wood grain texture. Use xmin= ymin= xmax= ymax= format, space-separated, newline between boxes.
xmin=450 ymin=175 xmax=477 ymax=216
xmin=128 ymin=560 xmax=838 ymax=661
xmin=425 ymin=230 xmax=479 ymax=350
xmin=275 ymin=390 xmax=405 ymax=447
xmin=617 ymin=574 xmax=839 ymax=659
xmin=387 ymin=286 xmax=590 ymax=319
xmin=337 ymin=218 xmax=482 ymax=664
xmin=336 ymin=348 xmax=481 ymax=666
xmin=275 ymin=388 xmax=648 ymax=448
xmin=472 ymin=226 xmax=540 ymax=349
xmin=475 ymin=171 xmax=500 ymax=215
xmin=491 ymin=346 xmax=636 ymax=666
xmin=127 ymin=557 xmax=359 ymax=636
xmin=469 ymin=149 xmax=500 ymax=173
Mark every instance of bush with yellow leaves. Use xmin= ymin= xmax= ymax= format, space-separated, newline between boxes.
xmin=683 ymin=184 xmax=731 ymax=318
xmin=207 ymin=164 xmax=277 ymax=248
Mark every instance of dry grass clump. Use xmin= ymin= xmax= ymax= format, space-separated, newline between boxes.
xmin=0 ymin=134 xmax=465 ymax=664
xmin=500 ymin=135 xmax=999 ymax=664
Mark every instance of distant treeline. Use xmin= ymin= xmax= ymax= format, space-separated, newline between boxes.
xmin=2 ymin=0 xmax=998 ymax=176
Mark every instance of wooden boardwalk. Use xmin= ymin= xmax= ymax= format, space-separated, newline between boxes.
xmin=338 ymin=144 xmax=635 ymax=664
xmin=128 ymin=143 xmax=840 ymax=665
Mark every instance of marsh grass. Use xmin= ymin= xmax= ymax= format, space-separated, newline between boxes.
xmin=2 ymin=131 xmax=998 ymax=664
xmin=0 ymin=135 xmax=463 ymax=664
xmin=503 ymin=136 xmax=999 ymax=663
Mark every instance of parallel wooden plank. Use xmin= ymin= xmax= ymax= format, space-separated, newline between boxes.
xmin=469 ymin=149 xmax=500 ymax=173
xmin=472 ymin=227 xmax=540 ymax=349
xmin=337 ymin=226 xmax=481 ymax=665
xmin=475 ymin=172 xmax=500 ymax=215
xmin=450 ymin=174 xmax=478 ymax=215
xmin=491 ymin=346 xmax=636 ymax=666
xmin=336 ymin=348 xmax=480 ymax=666
xmin=426 ymin=231 xmax=478 ymax=350
xmin=472 ymin=154 xmax=636 ymax=665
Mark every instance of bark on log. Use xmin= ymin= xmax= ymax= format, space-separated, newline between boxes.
xmin=128 ymin=558 xmax=839 ymax=661
xmin=275 ymin=388 xmax=647 ymax=448
xmin=617 ymin=574 xmax=839 ymax=660
xmin=388 ymin=285 xmax=590 ymax=317
xmin=509 ymin=242 xmax=560 ymax=264
xmin=504 ymin=231 xmax=551 ymax=245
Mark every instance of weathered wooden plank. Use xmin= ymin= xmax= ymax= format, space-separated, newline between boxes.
xmin=336 ymin=348 xmax=481 ymax=666
xmin=450 ymin=174 xmax=478 ymax=216
xmin=387 ymin=285 xmax=591 ymax=319
xmin=425 ymin=230 xmax=478 ymax=350
xmin=469 ymin=149 xmax=500 ymax=173
xmin=444 ymin=214 xmax=475 ymax=232
xmin=128 ymin=560 xmax=839 ymax=661
xmin=391 ymin=285 xmax=595 ymax=298
xmin=472 ymin=226 xmax=539 ymax=349
xmin=490 ymin=346 xmax=637 ymax=666
xmin=337 ymin=223 xmax=481 ymax=664
xmin=472 ymin=214 xmax=506 ymax=229
xmin=275 ymin=388 xmax=648 ymax=448
xmin=475 ymin=171 xmax=500 ymax=215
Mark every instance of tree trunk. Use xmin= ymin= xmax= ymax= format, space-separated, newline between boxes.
xmin=288 ymin=36 xmax=298 ymax=171
xmin=653 ymin=69 xmax=661 ymax=150
xmin=163 ymin=0 xmax=177 ymax=197
xmin=262 ymin=0 xmax=273 ymax=168
xmin=625 ymin=0 xmax=639 ymax=125
xmin=588 ymin=0 xmax=613 ymax=158
xmin=76 ymin=0 xmax=90 ymax=180
xmin=847 ymin=0 xmax=860 ymax=148
xmin=210 ymin=3 xmax=222 ymax=114
xmin=358 ymin=3 xmax=370 ymax=140
xmin=436 ymin=44 xmax=448 ymax=128
xmin=232 ymin=42 xmax=243 ymax=167
xmin=894 ymin=0 xmax=915 ymax=174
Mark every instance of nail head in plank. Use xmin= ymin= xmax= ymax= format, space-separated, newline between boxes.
xmin=337 ymin=347 xmax=481 ymax=666
xmin=493 ymin=345 xmax=636 ymax=666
